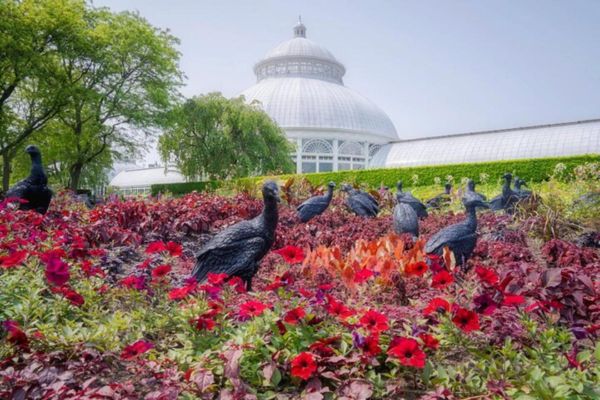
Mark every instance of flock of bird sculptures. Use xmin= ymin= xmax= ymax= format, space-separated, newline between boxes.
xmin=4 ymin=145 xmax=539 ymax=291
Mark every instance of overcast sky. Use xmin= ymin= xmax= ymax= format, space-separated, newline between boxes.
xmin=93 ymin=0 xmax=600 ymax=164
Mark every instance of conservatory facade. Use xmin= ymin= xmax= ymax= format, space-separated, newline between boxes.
xmin=240 ymin=19 xmax=398 ymax=173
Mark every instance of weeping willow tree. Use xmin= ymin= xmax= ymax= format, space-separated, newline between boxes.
xmin=159 ymin=93 xmax=295 ymax=181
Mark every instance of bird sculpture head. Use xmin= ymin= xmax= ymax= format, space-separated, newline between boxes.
xmin=340 ymin=183 xmax=353 ymax=193
xmin=327 ymin=181 xmax=336 ymax=189
xmin=25 ymin=145 xmax=41 ymax=156
xmin=396 ymin=181 xmax=403 ymax=191
xmin=518 ymin=178 xmax=527 ymax=187
xmin=445 ymin=183 xmax=452 ymax=193
xmin=262 ymin=181 xmax=280 ymax=203
xmin=467 ymin=179 xmax=475 ymax=190
xmin=502 ymin=172 xmax=512 ymax=181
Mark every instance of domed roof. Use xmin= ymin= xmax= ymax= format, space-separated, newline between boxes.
xmin=241 ymin=77 xmax=398 ymax=140
xmin=243 ymin=19 xmax=398 ymax=141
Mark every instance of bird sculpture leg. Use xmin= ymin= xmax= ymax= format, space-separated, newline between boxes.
xmin=245 ymin=277 xmax=253 ymax=292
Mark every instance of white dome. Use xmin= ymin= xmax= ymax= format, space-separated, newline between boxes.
xmin=263 ymin=37 xmax=341 ymax=65
xmin=241 ymin=77 xmax=398 ymax=140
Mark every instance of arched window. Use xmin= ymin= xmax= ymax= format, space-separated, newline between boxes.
xmin=303 ymin=139 xmax=333 ymax=154
xmin=301 ymin=139 xmax=333 ymax=173
xmin=339 ymin=141 xmax=364 ymax=156
xmin=338 ymin=141 xmax=365 ymax=170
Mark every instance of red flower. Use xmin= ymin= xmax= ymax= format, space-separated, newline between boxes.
xmin=274 ymin=246 xmax=305 ymax=264
xmin=239 ymin=300 xmax=269 ymax=319
xmin=431 ymin=271 xmax=454 ymax=289
xmin=44 ymin=257 xmax=70 ymax=286
xmin=418 ymin=333 xmax=439 ymax=350
xmin=473 ymin=294 xmax=498 ymax=315
xmin=387 ymin=337 xmax=426 ymax=368
xmin=475 ymin=265 xmax=499 ymax=286
xmin=80 ymin=260 xmax=105 ymax=278
xmin=2 ymin=320 xmax=28 ymax=348
xmin=120 ymin=340 xmax=154 ymax=360
xmin=359 ymin=310 xmax=389 ymax=333
xmin=0 ymin=250 xmax=27 ymax=269
xmin=190 ymin=316 xmax=216 ymax=331
xmin=53 ymin=287 xmax=85 ymax=307
xmin=362 ymin=334 xmax=381 ymax=356
xmin=121 ymin=275 xmax=145 ymax=290
xmin=203 ymin=301 xmax=223 ymax=318
xmin=165 ymin=241 xmax=183 ymax=257
xmin=283 ymin=307 xmax=306 ymax=325
xmin=502 ymin=294 xmax=525 ymax=306
xmin=290 ymin=352 xmax=317 ymax=380
xmin=423 ymin=298 xmax=451 ymax=316
xmin=452 ymin=307 xmax=480 ymax=332
xmin=354 ymin=268 xmax=374 ymax=283
xmin=405 ymin=261 xmax=428 ymax=277
xmin=168 ymin=283 xmax=196 ymax=300
xmin=146 ymin=241 xmax=167 ymax=254
xmin=207 ymin=273 xmax=229 ymax=285
xmin=151 ymin=264 xmax=172 ymax=279
xmin=309 ymin=337 xmax=339 ymax=357
xmin=325 ymin=295 xmax=354 ymax=319
xmin=227 ymin=276 xmax=247 ymax=293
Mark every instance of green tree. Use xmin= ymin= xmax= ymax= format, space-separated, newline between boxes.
xmin=46 ymin=7 xmax=182 ymax=190
xmin=159 ymin=94 xmax=295 ymax=181
xmin=0 ymin=0 xmax=88 ymax=191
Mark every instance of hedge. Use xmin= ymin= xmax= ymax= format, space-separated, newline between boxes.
xmin=151 ymin=154 xmax=599 ymax=196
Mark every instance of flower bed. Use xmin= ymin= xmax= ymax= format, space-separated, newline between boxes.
xmin=1 ymin=190 xmax=599 ymax=399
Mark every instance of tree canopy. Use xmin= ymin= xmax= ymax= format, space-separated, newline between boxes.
xmin=159 ymin=94 xmax=295 ymax=181
xmin=1 ymin=0 xmax=182 ymax=191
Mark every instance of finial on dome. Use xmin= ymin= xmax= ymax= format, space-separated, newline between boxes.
xmin=293 ymin=16 xmax=306 ymax=38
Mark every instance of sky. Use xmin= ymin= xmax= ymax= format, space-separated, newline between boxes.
xmin=93 ymin=0 xmax=600 ymax=164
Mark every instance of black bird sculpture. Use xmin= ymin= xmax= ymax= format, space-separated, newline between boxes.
xmin=514 ymin=178 xmax=532 ymax=200
xmin=426 ymin=183 xmax=452 ymax=209
xmin=463 ymin=179 xmax=486 ymax=203
xmin=425 ymin=197 xmax=489 ymax=268
xmin=490 ymin=173 xmax=519 ymax=214
xmin=296 ymin=181 xmax=336 ymax=222
xmin=396 ymin=181 xmax=428 ymax=218
xmin=191 ymin=181 xmax=280 ymax=291
xmin=341 ymin=183 xmax=379 ymax=217
xmin=393 ymin=190 xmax=419 ymax=237
xmin=4 ymin=145 xmax=52 ymax=214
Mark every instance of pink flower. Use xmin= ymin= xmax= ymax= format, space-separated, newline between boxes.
xmin=120 ymin=340 xmax=154 ymax=360
xmin=44 ymin=257 xmax=70 ymax=286
xmin=274 ymin=246 xmax=305 ymax=264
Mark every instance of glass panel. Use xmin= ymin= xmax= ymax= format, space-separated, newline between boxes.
xmin=338 ymin=163 xmax=351 ymax=170
xmin=319 ymin=162 xmax=333 ymax=172
xmin=302 ymin=162 xmax=317 ymax=173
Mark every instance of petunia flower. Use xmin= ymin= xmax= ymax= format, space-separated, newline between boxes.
xmin=145 ymin=241 xmax=167 ymax=254
xmin=405 ymin=261 xmax=428 ymax=277
xmin=0 ymin=250 xmax=27 ymax=269
xmin=44 ymin=257 xmax=70 ymax=286
xmin=120 ymin=340 xmax=154 ymax=360
xmin=359 ymin=310 xmax=389 ymax=333
xmin=190 ymin=316 xmax=216 ymax=331
xmin=387 ymin=337 xmax=426 ymax=368
xmin=362 ymin=333 xmax=381 ymax=356
xmin=207 ymin=273 xmax=229 ymax=285
xmin=502 ymin=294 xmax=525 ymax=307
xmin=475 ymin=265 xmax=499 ymax=286
xmin=52 ymin=286 xmax=85 ymax=307
xmin=151 ymin=264 xmax=172 ymax=279
xmin=325 ymin=295 xmax=354 ymax=319
xmin=418 ymin=333 xmax=440 ymax=350
xmin=452 ymin=307 xmax=480 ymax=332
xmin=290 ymin=352 xmax=317 ymax=380
xmin=274 ymin=246 xmax=305 ymax=264
xmin=473 ymin=293 xmax=498 ymax=315
xmin=431 ymin=271 xmax=454 ymax=289
xmin=283 ymin=307 xmax=306 ymax=325
xmin=121 ymin=275 xmax=146 ymax=290
xmin=165 ymin=241 xmax=183 ymax=257
xmin=168 ymin=283 xmax=196 ymax=300
xmin=423 ymin=298 xmax=451 ymax=316
xmin=238 ymin=300 xmax=269 ymax=319
xmin=2 ymin=320 xmax=29 ymax=348
xmin=227 ymin=276 xmax=247 ymax=293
